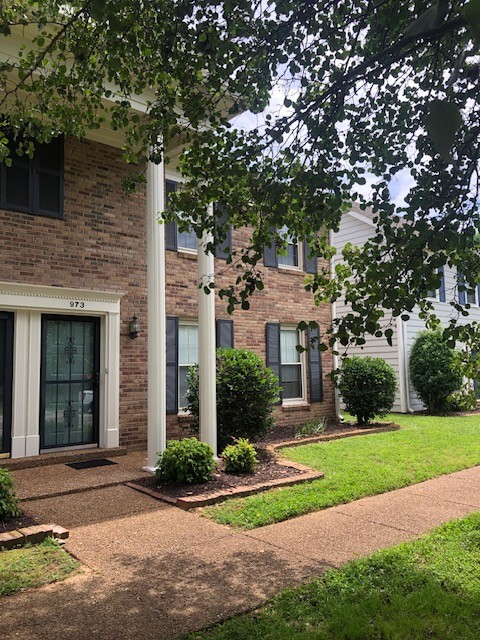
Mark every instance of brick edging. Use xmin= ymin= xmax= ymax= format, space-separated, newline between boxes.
xmin=0 ymin=524 xmax=69 ymax=551
xmin=270 ymin=423 xmax=401 ymax=451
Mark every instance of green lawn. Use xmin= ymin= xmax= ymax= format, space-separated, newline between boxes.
xmin=189 ymin=512 xmax=480 ymax=640
xmin=205 ymin=413 xmax=480 ymax=529
xmin=0 ymin=538 xmax=79 ymax=596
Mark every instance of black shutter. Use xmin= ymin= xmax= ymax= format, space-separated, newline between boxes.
xmin=214 ymin=203 xmax=232 ymax=260
xmin=304 ymin=235 xmax=318 ymax=274
xmin=35 ymin=136 xmax=63 ymax=218
xmin=439 ymin=266 xmax=446 ymax=302
xmin=263 ymin=228 xmax=278 ymax=268
xmin=166 ymin=316 xmax=178 ymax=414
xmin=307 ymin=326 xmax=323 ymax=403
xmin=458 ymin=271 xmax=466 ymax=305
xmin=216 ymin=319 xmax=234 ymax=348
xmin=266 ymin=322 xmax=282 ymax=402
xmin=1 ymin=147 xmax=31 ymax=213
xmin=165 ymin=180 xmax=178 ymax=251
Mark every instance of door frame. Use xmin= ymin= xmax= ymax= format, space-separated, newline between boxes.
xmin=39 ymin=314 xmax=101 ymax=450
xmin=0 ymin=311 xmax=14 ymax=455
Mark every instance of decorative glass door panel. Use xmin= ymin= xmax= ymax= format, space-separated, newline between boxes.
xmin=40 ymin=316 xmax=100 ymax=449
xmin=0 ymin=312 xmax=13 ymax=454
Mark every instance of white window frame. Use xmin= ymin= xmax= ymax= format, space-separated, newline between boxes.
xmin=166 ymin=173 xmax=198 ymax=254
xmin=280 ymin=325 xmax=307 ymax=404
xmin=277 ymin=226 xmax=303 ymax=270
xmin=178 ymin=320 xmax=198 ymax=413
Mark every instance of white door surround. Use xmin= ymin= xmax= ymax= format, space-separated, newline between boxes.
xmin=0 ymin=282 xmax=122 ymax=458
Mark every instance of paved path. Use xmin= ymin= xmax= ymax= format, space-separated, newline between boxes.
xmin=2 ymin=465 xmax=480 ymax=640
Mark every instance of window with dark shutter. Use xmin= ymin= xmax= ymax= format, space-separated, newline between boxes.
xmin=307 ymin=325 xmax=323 ymax=403
xmin=0 ymin=135 xmax=63 ymax=219
xmin=216 ymin=319 xmax=234 ymax=348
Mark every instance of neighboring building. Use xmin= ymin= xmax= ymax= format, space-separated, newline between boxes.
xmin=0 ymin=131 xmax=335 ymax=460
xmin=332 ymin=207 xmax=480 ymax=412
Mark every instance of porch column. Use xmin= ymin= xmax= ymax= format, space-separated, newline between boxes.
xmin=198 ymin=202 xmax=217 ymax=456
xmin=145 ymin=154 xmax=167 ymax=471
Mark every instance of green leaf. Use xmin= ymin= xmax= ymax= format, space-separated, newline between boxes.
xmin=464 ymin=0 xmax=480 ymax=38
xmin=425 ymin=100 xmax=463 ymax=163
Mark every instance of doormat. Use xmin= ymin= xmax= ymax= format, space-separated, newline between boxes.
xmin=66 ymin=459 xmax=118 ymax=470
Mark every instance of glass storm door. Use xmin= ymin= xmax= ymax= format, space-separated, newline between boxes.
xmin=0 ymin=312 xmax=14 ymax=455
xmin=40 ymin=316 xmax=100 ymax=449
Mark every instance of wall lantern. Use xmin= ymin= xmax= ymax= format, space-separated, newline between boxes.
xmin=129 ymin=315 xmax=140 ymax=339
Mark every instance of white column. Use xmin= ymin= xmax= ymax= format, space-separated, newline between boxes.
xmin=198 ymin=202 xmax=217 ymax=456
xmin=144 ymin=155 xmax=167 ymax=471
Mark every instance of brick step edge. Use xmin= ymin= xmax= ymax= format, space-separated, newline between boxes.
xmin=127 ymin=470 xmax=324 ymax=510
xmin=0 ymin=524 xmax=69 ymax=551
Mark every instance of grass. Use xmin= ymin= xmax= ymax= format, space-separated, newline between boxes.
xmin=205 ymin=413 xmax=480 ymax=529
xmin=188 ymin=512 xmax=480 ymax=640
xmin=0 ymin=537 xmax=79 ymax=596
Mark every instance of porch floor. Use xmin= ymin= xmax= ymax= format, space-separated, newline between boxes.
xmin=9 ymin=450 xmax=149 ymax=501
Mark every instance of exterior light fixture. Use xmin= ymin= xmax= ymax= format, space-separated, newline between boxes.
xmin=129 ymin=315 xmax=140 ymax=339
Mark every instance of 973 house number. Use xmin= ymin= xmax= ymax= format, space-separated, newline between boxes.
xmin=69 ymin=301 xmax=85 ymax=308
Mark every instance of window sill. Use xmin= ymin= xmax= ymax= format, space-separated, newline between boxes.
xmin=177 ymin=412 xmax=194 ymax=423
xmin=278 ymin=265 xmax=304 ymax=275
xmin=177 ymin=249 xmax=198 ymax=260
xmin=281 ymin=401 xmax=311 ymax=412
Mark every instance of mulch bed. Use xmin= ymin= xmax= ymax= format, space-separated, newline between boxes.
xmin=132 ymin=448 xmax=307 ymax=501
xmin=258 ymin=419 xmax=394 ymax=445
xmin=1 ymin=511 xmax=38 ymax=534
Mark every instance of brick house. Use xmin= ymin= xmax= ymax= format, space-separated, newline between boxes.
xmin=0 ymin=130 xmax=335 ymax=461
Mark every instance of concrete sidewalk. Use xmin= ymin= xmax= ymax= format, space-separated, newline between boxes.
xmin=1 ymin=466 xmax=480 ymax=640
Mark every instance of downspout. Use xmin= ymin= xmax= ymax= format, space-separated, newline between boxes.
xmin=398 ymin=317 xmax=414 ymax=413
xmin=329 ymin=230 xmax=343 ymax=421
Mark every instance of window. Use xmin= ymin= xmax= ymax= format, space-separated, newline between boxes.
xmin=277 ymin=226 xmax=300 ymax=268
xmin=165 ymin=179 xmax=198 ymax=253
xmin=0 ymin=136 xmax=64 ymax=219
xmin=280 ymin=327 xmax=304 ymax=400
xmin=178 ymin=322 xmax=198 ymax=410
xmin=458 ymin=270 xmax=479 ymax=306
xmin=177 ymin=227 xmax=198 ymax=252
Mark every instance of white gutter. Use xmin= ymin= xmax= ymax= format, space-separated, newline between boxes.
xmin=399 ymin=317 xmax=415 ymax=413
xmin=329 ymin=229 xmax=343 ymax=421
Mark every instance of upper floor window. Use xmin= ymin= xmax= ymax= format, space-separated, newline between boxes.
xmin=0 ymin=136 xmax=64 ymax=219
xmin=166 ymin=179 xmax=198 ymax=253
xmin=277 ymin=226 xmax=300 ymax=268
xmin=458 ymin=269 xmax=479 ymax=307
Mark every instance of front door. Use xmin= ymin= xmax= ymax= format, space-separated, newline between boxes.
xmin=0 ymin=312 xmax=13 ymax=455
xmin=40 ymin=316 xmax=100 ymax=449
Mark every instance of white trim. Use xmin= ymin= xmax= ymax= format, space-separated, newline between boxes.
xmin=0 ymin=282 xmax=122 ymax=458
xmin=280 ymin=325 xmax=307 ymax=404
xmin=346 ymin=208 xmax=376 ymax=228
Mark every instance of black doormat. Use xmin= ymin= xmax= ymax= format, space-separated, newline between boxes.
xmin=66 ymin=458 xmax=118 ymax=470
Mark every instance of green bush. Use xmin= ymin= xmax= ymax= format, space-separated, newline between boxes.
xmin=186 ymin=348 xmax=280 ymax=452
xmin=222 ymin=438 xmax=258 ymax=474
xmin=155 ymin=438 xmax=215 ymax=484
xmin=0 ymin=468 xmax=20 ymax=520
xmin=409 ymin=331 xmax=463 ymax=412
xmin=338 ymin=356 xmax=397 ymax=425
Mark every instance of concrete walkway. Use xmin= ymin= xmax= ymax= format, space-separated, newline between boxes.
xmin=2 ymin=465 xmax=480 ymax=640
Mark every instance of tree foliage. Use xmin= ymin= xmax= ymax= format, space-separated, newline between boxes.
xmin=0 ymin=1 xmax=479 ymax=370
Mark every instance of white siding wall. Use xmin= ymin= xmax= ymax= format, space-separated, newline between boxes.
xmin=333 ymin=211 xmax=480 ymax=413
xmin=332 ymin=212 xmax=403 ymax=412
xmin=404 ymin=265 xmax=480 ymax=410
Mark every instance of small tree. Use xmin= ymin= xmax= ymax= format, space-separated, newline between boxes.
xmin=338 ymin=356 xmax=397 ymax=426
xmin=186 ymin=348 xmax=280 ymax=452
xmin=410 ymin=331 xmax=463 ymax=413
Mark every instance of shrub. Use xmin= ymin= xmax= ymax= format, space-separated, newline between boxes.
xmin=0 ymin=468 xmax=20 ymax=520
xmin=222 ymin=438 xmax=258 ymax=474
xmin=185 ymin=348 xmax=280 ymax=452
xmin=155 ymin=438 xmax=215 ymax=484
xmin=447 ymin=388 xmax=478 ymax=412
xmin=409 ymin=331 xmax=463 ymax=412
xmin=294 ymin=418 xmax=327 ymax=439
xmin=338 ymin=356 xmax=397 ymax=425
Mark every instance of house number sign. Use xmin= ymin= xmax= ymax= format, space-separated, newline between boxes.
xmin=69 ymin=301 xmax=85 ymax=308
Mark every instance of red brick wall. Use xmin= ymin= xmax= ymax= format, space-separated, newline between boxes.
xmin=1 ymin=136 xmax=335 ymax=451
xmin=166 ymin=226 xmax=335 ymax=439
xmin=0 ymin=137 xmax=149 ymax=449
